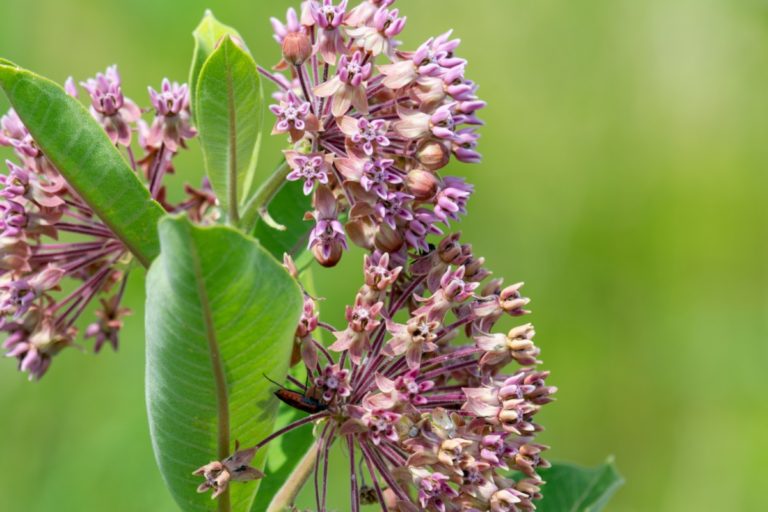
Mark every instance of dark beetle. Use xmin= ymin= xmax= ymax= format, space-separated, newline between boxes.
xmin=274 ymin=388 xmax=328 ymax=414
xmin=265 ymin=375 xmax=328 ymax=414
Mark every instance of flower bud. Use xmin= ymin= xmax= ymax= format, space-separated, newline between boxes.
xmin=416 ymin=140 xmax=450 ymax=171
xmin=437 ymin=233 xmax=463 ymax=264
xmin=374 ymin=223 xmax=405 ymax=253
xmin=346 ymin=218 xmax=375 ymax=250
xmin=405 ymin=169 xmax=438 ymax=200
xmin=282 ymin=32 xmax=312 ymax=66
xmin=313 ymin=240 xmax=344 ymax=267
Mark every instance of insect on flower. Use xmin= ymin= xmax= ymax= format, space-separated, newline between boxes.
xmin=265 ymin=374 xmax=328 ymax=414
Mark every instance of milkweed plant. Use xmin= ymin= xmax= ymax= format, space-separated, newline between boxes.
xmin=0 ymin=1 xmax=623 ymax=511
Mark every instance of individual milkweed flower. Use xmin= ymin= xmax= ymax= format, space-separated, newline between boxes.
xmin=0 ymin=109 xmax=38 ymax=159
xmin=3 ymin=315 xmax=74 ymax=381
xmin=345 ymin=0 xmax=395 ymax=27
xmin=395 ymin=103 xmax=465 ymax=142
xmin=411 ymin=468 xmax=460 ymax=511
xmin=285 ymin=151 xmax=331 ymax=195
xmin=305 ymin=0 xmax=349 ymax=65
xmin=308 ymin=185 xmax=347 ymax=267
xmin=193 ymin=442 xmax=263 ymax=500
xmin=338 ymin=116 xmax=391 ymax=157
xmin=315 ymin=363 xmax=352 ymax=402
xmin=271 ymin=6 xmax=303 ymax=44
xmin=146 ymin=78 xmax=197 ymax=153
xmin=84 ymin=290 xmax=131 ymax=353
xmin=453 ymin=127 xmax=482 ymax=163
xmin=345 ymin=6 xmax=406 ymax=57
xmin=379 ymin=30 xmax=465 ymax=89
xmin=363 ymin=251 xmax=401 ymax=291
xmin=475 ymin=324 xmax=538 ymax=369
xmin=434 ymin=176 xmax=473 ymax=223
xmin=383 ymin=314 xmax=440 ymax=369
xmin=269 ymin=90 xmax=319 ymax=142
xmin=374 ymin=191 xmax=414 ymax=229
xmin=314 ymin=51 xmax=372 ymax=117
xmin=329 ymin=292 xmax=384 ymax=364
xmin=296 ymin=295 xmax=319 ymax=339
xmin=375 ymin=368 xmax=435 ymax=406
xmin=80 ymin=65 xmax=141 ymax=146
xmin=415 ymin=265 xmax=480 ymax=322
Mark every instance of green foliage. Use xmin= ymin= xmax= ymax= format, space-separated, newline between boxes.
xmin=189 ymin=10 xmax=245 ymax=121
xmin=251 ymin=404 xmax=314 ymax=511
xmin=0 ymin=61 xmax=165 ymax=267
xmin=251 ymin=176 xmax=313 ymax=263
xmin=195 ymin=34 xmax=263 ymax=224
xmin=145 ymin=216 xmax=302 ymax=512
xmin=535 ymin=459 xmax=624 ymax=512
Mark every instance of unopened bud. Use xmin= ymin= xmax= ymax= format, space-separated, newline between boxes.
xmin=313 ymin=241 xmax=344 ymax=268
xmin=416 ymin=140 xmax=450 ymax=171
xmin=346 ymin=218 xmax=375 ymax=250
xmin=437 ymin=233 xmax=463 ymax=264
xmin=406 ymin=169 xmax=439 ymax=200
xmin=374 ymin=223 xmax=404 ymax=253
xmin=282 ymin=32 xmax=312 ymax=66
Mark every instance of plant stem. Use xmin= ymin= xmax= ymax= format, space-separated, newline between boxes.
xmin=266 ymin=441 xmax=320 ymax=512
xmin=240 ymin=160 xmax=291 ymax=233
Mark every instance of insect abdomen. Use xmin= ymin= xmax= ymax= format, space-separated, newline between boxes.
xmin=274 ymin=389 xmax=327 ymax=414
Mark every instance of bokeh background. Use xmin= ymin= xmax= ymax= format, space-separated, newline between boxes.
xmin=1 ymin=0 xmax=767 ymax=510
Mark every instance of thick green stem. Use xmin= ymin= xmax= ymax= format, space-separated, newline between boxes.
xmin=266 ymin=442 xmax=319 ymax=512
xmin=240 ymin=160 xmax=291 ymax=233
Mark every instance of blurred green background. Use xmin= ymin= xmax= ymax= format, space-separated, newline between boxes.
xmin=1 ymin=0 xmax=767 ymax=510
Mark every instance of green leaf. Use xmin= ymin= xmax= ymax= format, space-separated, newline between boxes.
xmin=252 ymin=176 xmax=313 ymax=263
xmin=250 ymin=403 xmax=315 ymax=511
xmin=0 ymin=61 xmax=165 ymax=267
xmin=145 ymin=216 xmax=302 ymax=512
xmin=196 ymin=35 xmax=263 ymax=224
xmin=189 ymin=10 xmax=245 ymax=121
xmin=536 ymin=459 xmax=624 ymax=512
xmin=251 ymin=270 xmax=318 ymax=511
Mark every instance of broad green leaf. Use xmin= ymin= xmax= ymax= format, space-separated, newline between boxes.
xmin=145 ymin=216 xmax=302 ymax=512
xmin=536 ymin=459 xmax=624 ymax=512
xmin=251 ymin=403 xmax=314 ymax=511
xmin=196 ymin=35 xmax=263 ymax=224
xmin=189 ymin=10 xmax=245 ymax=120
xmin=252 ymin=177 xmax=313 ymax=264
xmin=0 ymin=61 xmax=165 ymax=267
xmin=251 ymin=271 xmax=319 ymax=511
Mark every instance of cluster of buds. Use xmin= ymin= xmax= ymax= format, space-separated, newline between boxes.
xmin=0 ymin=66 xmax=214 ymax=380
xmin=265 ymin=0 xmax=484 ymax=267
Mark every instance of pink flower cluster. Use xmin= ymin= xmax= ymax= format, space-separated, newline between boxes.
xmin=194 ymin=5 xmax=553 ymax=510
xmin=0 ymin=66 xmax=210 ymax=380
xmin=264 ymin=0 xmax=484 ymax=268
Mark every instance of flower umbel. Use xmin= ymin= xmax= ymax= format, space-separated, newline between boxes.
xmin=185 ymin=1 xmax=552 ymax=509
xmin=196 ymin=243 xmax=555 ymax=511
xmin=0 ymin=67 xmax=214 ymax=380
xmin=259 ymin=0 xmax=486 ymax=269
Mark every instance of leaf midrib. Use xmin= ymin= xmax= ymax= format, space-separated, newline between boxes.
xmin=187 ymin=223 xmax=231 ymax=512
xmin=224 ymin=41 xmax=239 ymax=225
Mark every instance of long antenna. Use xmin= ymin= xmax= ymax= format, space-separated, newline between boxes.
xmin=262 ymin=373 xmax=288 ymax=390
